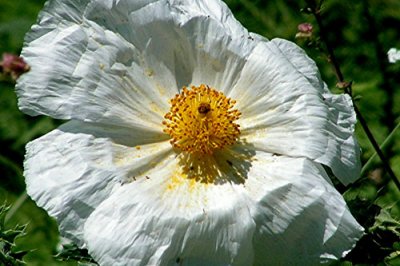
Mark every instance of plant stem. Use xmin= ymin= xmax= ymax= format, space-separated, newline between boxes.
xmin=311 ymin=5 xmax=400 ymax=190
xmin=354 ymin=105 xmax=400 ymax=190
xmin=5 ymin=192 xmax=28 ymax=223
xmin=362 ymin=0 xmax=395 ymax=153
xmin=238 ymin=0 xmax=272 ymax=31
xmin=361 ymin=120 xmax=400 ymax=177
xmin=0 ymin=154 xmax=23 ymax=178
xmin=314 ymin=13 xmax=344 ymax=82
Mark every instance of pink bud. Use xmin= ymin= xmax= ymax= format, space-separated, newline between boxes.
xmin=0 ymin=53 xmax=30 ymax=80
xmin=298 ymin=23 xmax=313 ymax=33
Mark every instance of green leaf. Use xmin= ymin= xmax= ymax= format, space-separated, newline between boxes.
xmin=370 ymin=207 xmax=400 ymax=237
xmin=0 ymin=204 xmax=29 ymax=265
xmin=385 ymin=249 xmax=400 ymax=265
xmin=55 ymin=243 xmax=97 ymax=265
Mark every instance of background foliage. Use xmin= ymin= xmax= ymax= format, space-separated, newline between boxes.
xmin=0 ymin=0 xmax=399 ymax=265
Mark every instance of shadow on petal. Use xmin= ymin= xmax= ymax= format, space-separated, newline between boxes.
xmin=177 ymin=139 xmax=256 ymax=185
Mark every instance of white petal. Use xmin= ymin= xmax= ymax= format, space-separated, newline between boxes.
xmin=242 ymin=151 xmax=363 ymax=264
xmin=19 ymin=1 xmax=363 ymax=265
xmin=231 ymin=39 xmax=360 ymax=184
xmin=84 ymin=0 xmax=255 ymax=92
xmin=84 ymin=154 xmax=255 ymax=266
xmin=270 ymin=39 xmax=361 ymax=184
xmin=24 ymin=120 xmax=172 ymax=246
xmin=17 ymin=14 xmax=172 ymax=130
xmin=318 ymin=93 xmax=361 ymax=184
xmin=388 ymin=47 xmax=400 ymax=63
xmin=83 ymin=146 xmax=362 ymax=265
xmin=17 ymin=0 xmax=256 ymax=127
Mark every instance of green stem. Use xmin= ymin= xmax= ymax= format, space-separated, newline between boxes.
xmin=238 ymin=0 xmax=272 ymax=30
xmin=0 ymin=154 xmax=28 ymax=223
xmin=0 ymin=154 xmax=23 ymax=178
xmin=310 ymin=4 xmax=400 ymax=191
xmin=353 ymin=105 xmax=400 ymax=190
xmin=5 ymin=192 xmax=28 ymax=223
xmin=361 ymin=120 xmax=400 ymax=177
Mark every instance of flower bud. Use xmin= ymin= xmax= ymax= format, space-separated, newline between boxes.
xmin=295 ymin=23 xmax=313 ymax=39
xmin=0 ymin=53 xmax=30 ymax=80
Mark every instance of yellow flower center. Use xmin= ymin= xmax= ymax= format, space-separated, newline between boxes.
xmin=163 ymin=84 xmax=241 ymax=154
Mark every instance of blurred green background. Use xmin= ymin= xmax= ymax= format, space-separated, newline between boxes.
xmin=1 ymin=0 xmax=399 ymax=265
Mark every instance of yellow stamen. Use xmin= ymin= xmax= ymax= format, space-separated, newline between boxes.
xmin=163 ymin=84 xmax=241 ymax=154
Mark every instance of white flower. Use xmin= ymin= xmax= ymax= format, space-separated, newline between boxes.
xmin=17 ymin=0 xmax=363 ymax=265
xmin=388 ymin=48 xmax=400 ymax=63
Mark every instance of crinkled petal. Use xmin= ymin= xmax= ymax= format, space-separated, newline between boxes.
xmin=241 ymin=150 xmax=363 ymax=264
xmin=24 ymin=120 xmax=172 ymax=246
xmin=231 ymin=38 xmax=360 ymax=184
xmin=84 ymin=155 xmax=255 ymax=266
xmin=83 ymin=0 xmax=255 ymax=93
xmin=16 ymin=0 xmax=255 ymax=128
xmin=83 ymin=146 xmax=362 ymax=265
xmin=19 ymin=1 xmax=362 ymax=265
xmin=271 ymin=39 xmax=361 ymax=185
xmin=17 ymin=1 xmax=172 ymax=129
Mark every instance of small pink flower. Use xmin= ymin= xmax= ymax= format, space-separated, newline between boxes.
xmin=296 ymin=23 xmax=313 ymax=38
xmin=298 ymin=23 xmax=313 ymax=33
xmin=0 ymin=53 xmax=30 ymax=80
